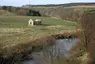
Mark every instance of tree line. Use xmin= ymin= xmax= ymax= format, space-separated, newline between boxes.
xmin=0 ymin=6 xmax=41 ymax=16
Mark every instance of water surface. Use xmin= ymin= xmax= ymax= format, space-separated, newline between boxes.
xmin=22 ymin=38 xmax=77 ymax=64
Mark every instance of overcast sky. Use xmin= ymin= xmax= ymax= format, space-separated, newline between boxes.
xmin=0 ymin=0 xmax=95 ymax=6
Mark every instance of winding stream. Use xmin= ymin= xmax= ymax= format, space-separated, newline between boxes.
xmin=18 ymin=38 xmax=77 ymax=64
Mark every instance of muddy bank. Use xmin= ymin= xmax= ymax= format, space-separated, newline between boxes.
xmin=52 ymin=32 xmax=77 ymax=39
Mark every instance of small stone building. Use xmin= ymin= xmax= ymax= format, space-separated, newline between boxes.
xmin=28 ymin=19 xmax=34 ymax=26
xmin=34 ymin=19 xmax=41 ymax=25
xmin=28 ymin=19 xmax=42 ymax=26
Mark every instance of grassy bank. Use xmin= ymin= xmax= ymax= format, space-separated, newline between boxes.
xmin=0 ymin=16 xmax=76 ymax=56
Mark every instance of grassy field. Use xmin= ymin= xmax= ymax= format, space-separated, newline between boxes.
xmin=0 ymin=16 xmax=76 ymax=28
xmin=0 ymin=16 xmax=76 ymax=55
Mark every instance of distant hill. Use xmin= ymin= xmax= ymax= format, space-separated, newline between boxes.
xmin=0 ymin=10 xmax=16 ymax=16
xmin=22 ymin=2 xmax=95 ymax=8
xmin=0 ymin=10 xmax=9 ymax=14
xmin=0 ymin=2 xmax=95 ymax=21
xmin=0 ymin=6 xmax=41 ymax=16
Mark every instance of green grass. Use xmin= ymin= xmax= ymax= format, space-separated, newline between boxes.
xmin=0 ymin=16 xmax=76 ymax=28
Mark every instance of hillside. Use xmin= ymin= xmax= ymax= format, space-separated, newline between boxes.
xmin=22 ymin=3 xmax=95 ymax=21
xmin=0 ymin=10 xmax=16 ymax=16
xmin=65 ymin=5 xmax=95 ymax=8
xmin=23 ymin=2 xmax=95 ymax=8
xmin=0 ymin=2 xmax=95 ymax=21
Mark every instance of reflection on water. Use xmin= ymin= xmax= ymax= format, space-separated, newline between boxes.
xmin=54 ymin=38 xmax=77 ymax=56
xmin=56 ymin=38 xmax=77 ymax=51
xmin=23 ymin=60 xmax=37 ymax=64
xmin=22 ymin=38 xmax=77 ymax=64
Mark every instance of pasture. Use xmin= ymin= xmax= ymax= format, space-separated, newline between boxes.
xmin=0 ymin=16 xmax=76 ymax=54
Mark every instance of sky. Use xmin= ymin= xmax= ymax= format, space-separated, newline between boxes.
xmin=0 ymin=0 xmax=95 ymax=6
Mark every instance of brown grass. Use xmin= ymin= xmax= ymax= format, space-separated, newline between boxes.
xmin=68 ymin=12 xmax=95 ymax=64
xmin=65 ymin=5 xmax=95 ymax=8
xmin=0 ymin=35 xmax=55 ymax=56
xmin=79 ymin=12 xmax=95 ymax=64
xmin=0 ymin=10 xmax=9 ymax=14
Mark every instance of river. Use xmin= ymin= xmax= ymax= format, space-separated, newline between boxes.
xmin=17 ymin=38 xmax=77 ymax=64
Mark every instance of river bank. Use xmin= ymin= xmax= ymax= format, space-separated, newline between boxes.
xmin=0 ymin=31 xmax=77 ymax=64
